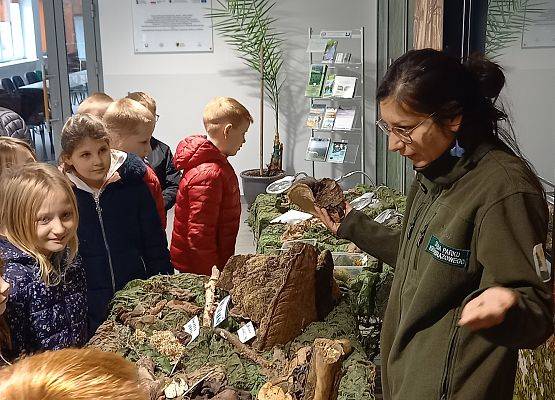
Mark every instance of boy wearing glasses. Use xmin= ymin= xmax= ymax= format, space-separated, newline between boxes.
xmin=104 ymin=98 xmax=166 ymax=228
xmin=126 ymin=91 xmax=182 ymax=211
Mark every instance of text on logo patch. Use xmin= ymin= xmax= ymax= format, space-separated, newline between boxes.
xmin=426 ymin=235 xmax=470 ymax=269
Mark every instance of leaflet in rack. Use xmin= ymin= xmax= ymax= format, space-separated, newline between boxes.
xmin=332 ymin=76 xmax=357 ymax=98
xmin=306 ymin=104 xmax=326 ymax=129
xmin=332 ymin=108 xmax=356 ymax=130
xmin=305 ymin=137 xmax=330 ymax=162
xmin=326 ymin=140 xmax=348 ymax=163
xmin=305 ymin=64 xmax=328 ymax=97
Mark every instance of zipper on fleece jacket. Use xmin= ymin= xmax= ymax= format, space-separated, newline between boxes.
xmin=396 ymin=188 xmax=442 ymax=338
xmin=439 ymin=311 xmax=461 ymax=400
xmin=139 ymin=256 xmax=147 ymax=275
xmin=93 ymin=193 xmax=116 ymax=293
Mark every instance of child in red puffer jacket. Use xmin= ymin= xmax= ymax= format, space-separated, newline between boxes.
xmin=171 ymin=97 xmax=253 ymax=275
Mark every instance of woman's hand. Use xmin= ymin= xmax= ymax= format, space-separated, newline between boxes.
xmin=313 ymin=202 xmax=353 ymax=235
xmin=458 ymin=287 xmax=519 ymax=331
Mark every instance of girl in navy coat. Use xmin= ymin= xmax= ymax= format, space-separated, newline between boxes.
xmin=0 ymin=164 xmax=87 ymax=359
xmin=60 ymin=114 xmax=172 ymax=336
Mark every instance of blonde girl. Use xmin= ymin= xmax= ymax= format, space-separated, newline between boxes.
xmin=0 ymin=163 xmax=87 ymax=358
xmin=0 ymin=136 xmax=36 ymax=174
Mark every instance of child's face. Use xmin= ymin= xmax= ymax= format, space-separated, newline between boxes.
xmin=0 ymin=275 xmax=9 ymax=315
xmin=65 ymin=137 xmax=111 ymax=189
xmin=222 ymin=119 xmax=249 ymax=156
xmin=35 ymin=190 xmax=76 ymax=257
xmin=115 ymin=129 xmax=152 ymax=159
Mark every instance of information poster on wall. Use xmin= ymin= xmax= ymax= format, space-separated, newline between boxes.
xmin=132 ymin=0 xmax=213 ymax=53
xmin=522 ymin=0 xmax=555 ymax=48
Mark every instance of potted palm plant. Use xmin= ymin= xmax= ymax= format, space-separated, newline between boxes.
xmin=208 ymin=0 xmax=286 ymax=206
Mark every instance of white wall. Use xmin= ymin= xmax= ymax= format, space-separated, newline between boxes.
xmin=498 ymin=45 xmax=555 ymax=184
xmin=98 ymin=0 xmax=377 ymax=192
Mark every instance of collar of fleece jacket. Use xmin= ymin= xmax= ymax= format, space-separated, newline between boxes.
xmin=173 ymin=135 xmax=228 ymax=172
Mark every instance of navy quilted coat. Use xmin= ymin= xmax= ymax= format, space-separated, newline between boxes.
xmin=0 ymin=237 xmax=88 ymax=358
xmin=69 ymin=152 xmax=173 ymax=337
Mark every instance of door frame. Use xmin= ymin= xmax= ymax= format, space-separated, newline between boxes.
xmin=41 ymin=0 xmax=104 ymax=157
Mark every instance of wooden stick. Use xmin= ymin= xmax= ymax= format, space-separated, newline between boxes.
xmin=203 ymin=266 xmax=220 ymax=327
xmin=215 ymin=328 xmax=273 ymax=371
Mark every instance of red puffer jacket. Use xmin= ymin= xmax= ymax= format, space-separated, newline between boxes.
xmin=170 ymin=135 xmax=241 ymax=275
xmin=143 ymin=164 xmax=166 ymax=229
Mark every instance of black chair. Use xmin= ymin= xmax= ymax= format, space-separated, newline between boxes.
xmin=25 ymin=71 xmax=39 ymax=84
xmin=19 ymin=89 xmax=52 ymax=161
xmin=12 ymin=75 xmax=25 ymax=89
xmin=1 ymin=78 xmax=16 ymax=93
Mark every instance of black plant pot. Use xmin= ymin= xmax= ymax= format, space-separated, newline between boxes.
xmin=240 ymin=169 xmax=286 ymax=208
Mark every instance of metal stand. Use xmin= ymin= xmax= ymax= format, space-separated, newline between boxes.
xmin=307 ymin=27 xmax=366 ymax=184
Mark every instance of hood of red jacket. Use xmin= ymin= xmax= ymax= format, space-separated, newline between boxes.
xmin=174 ymin=135 xmax=228 ymax=172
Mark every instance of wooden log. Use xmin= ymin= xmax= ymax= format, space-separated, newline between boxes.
xmin=302 ymin=339 xmax=352 ymax=400
xmin=258 ymin=382 xmax=293 ymax=400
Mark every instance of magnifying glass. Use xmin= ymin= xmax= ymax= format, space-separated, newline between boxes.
xmin=266 ymin=170 xmax=375 ymax=194
xmin=266 ymin=172 xmax=311 ymax=194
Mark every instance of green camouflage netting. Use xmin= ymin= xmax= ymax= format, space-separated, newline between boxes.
xmin=88 ymin=273 xmax=376 ymax=399
xmin=514 ymin=338 xmax=554 ymax=400
xmin=249 ymin=185 xmax=406 ymax=254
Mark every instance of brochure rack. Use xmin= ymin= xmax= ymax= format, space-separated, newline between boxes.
xmin=306 ymin=27 xmax=366 ymax=181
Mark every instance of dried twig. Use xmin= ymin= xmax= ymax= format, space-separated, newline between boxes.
xmin=215 ymin=328 xmax=273 ymax=371
xmin=203 ymin=266 xmax=220 ymax=327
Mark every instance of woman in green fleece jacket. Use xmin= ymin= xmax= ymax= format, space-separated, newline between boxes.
xmin=316 ymin=49 xmax=553 ymax=400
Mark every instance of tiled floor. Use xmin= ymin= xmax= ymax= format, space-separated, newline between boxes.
xmin=165 ymin=199 xmax=256 ymax=255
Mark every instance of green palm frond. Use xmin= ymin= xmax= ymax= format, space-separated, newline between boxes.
xmin=486 ymin=0 xmax=546 ymax=58
xmin=207 ymin=0 xmax=285 ymax=112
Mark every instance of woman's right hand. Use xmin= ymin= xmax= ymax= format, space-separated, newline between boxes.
xmin=313 ymin=202 xmax=353 ymax=235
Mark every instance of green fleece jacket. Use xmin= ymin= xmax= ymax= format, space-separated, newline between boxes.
xmin=338 ymin=141 xmax=553 ymax=400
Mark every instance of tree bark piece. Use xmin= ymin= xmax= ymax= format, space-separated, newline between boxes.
xmin=203 ymin=266 xmax=221 ymax=327
xmin=302 ymin=339 xmax=352 ymax=400
xmin=315 ymin=250 xmax=341 ymax=320
xmin=217 ymin=244 xmax=319 ymax=350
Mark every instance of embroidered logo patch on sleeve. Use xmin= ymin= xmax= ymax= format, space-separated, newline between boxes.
xmin=532 ymin=243 xmax=551 ymax=282
xmin=426 ymin=235 xmax=470 ymax=269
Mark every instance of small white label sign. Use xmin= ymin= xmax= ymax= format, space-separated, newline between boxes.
xmin=213 ymin=295 xmax=231 ymax=327
xmin=184 ymin=315 xmax=200 ymax=344
xmin=237 ymin=321 xmax=256 ymax=343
